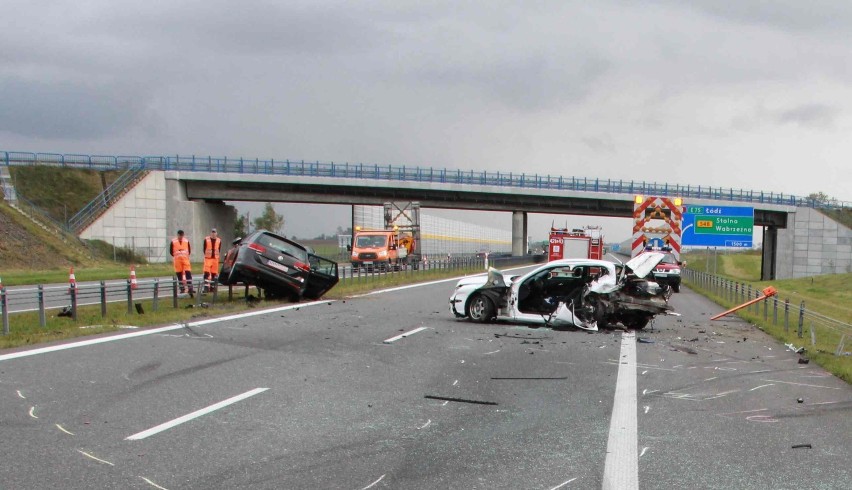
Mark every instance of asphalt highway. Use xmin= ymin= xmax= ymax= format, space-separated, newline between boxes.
xmin=0 ymin=274 xmax=849 ymax=489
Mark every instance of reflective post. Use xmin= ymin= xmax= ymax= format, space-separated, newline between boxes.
xmin=38 ymin=285 xmax=46 ymax=327
xmin=100 ymin=281 xmax=107 ymax=317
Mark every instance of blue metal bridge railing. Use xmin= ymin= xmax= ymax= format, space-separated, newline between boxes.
xmin=2 ymin=150 xmax=849 ymax=209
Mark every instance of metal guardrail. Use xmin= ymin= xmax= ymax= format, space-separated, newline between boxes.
xmin=683 ymin=268 xmax=852 ymax=356
xmin=3 ymin=150 xmax=849 ymax=210
xmin=0 ymin=256 xmax=543 ymax=334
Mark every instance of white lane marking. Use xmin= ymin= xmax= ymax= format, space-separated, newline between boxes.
xmin=126 ymin=388 xmax=269 ymax=440
xmin=139 ymin=476 xmax=170 ymax=490
xmin=56 ymin=424 xmax=75 ymax=435
xmin=383 ymin=326 xmax=429 ymax=344
xmin=640 ymin=447 xmax=650 ymax=458
xmin=0 ymin=301 xmax=331 ymax=362
xmin=28 ymin=406 xmax=38 ymax=419
xmin=548 ymin=477 xmax=578 ymax=490
xmin=761 ymin=379 xmax=841 ymax=390
xmin=16 ymin=390 xmax=25 ymax=399
xmin=360 ymin=474 xmax=386 ymax=490
xmin=77 ymin=449 xmax=114 ymax=466
xmin=417 ymin=419 xmax=432 ymax=430
xmin=602 ymin=331 xmax=638 ymax=490
xmin=749 ymin=384 xmax=775 ymax=392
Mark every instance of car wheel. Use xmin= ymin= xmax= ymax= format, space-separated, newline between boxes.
xmin=672 ymin=284 xmax=680 ymax=293
xmin=467 ymin=294 xmax=495 ymax=323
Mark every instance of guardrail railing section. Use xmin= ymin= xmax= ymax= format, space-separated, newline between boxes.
xmin=683 ymin=268 xmax=852 ymax=357
xmin=3 ymin=150 xmax=849 ymax=210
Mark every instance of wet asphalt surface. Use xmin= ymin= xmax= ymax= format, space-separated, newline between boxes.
xmin=0 ymin=277 xmax=849 ymax=489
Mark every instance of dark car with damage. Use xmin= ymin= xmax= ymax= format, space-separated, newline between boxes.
xmin=219 ymin=230 xmax=339 ymax=301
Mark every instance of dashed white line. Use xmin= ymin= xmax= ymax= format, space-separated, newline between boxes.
xmin=602 ymin=331 xmax=638 ymax=490
xmin=383 ymin=326 xmax=429 ymax=344
xmin=126 ymin=388 xmax=269 ymax=440
xmin=360 ymin=474 xmax=386 ymax=489
xmin=548 ymin=477 xmax=578 ymax=490
xmin=56 ymin=424 xmax=74 ymax=435
xmin=77 ymin=449 xmax=114 ymax=466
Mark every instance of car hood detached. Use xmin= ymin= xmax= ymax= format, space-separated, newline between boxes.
xmin=625 ymin=252 xmax=665 ymax=279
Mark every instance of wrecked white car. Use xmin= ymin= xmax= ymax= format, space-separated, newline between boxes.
xmin=449 ymin=254 xmax=676 ymax=331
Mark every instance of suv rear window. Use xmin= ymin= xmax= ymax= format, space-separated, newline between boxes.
xmin=256 ymin=233 xmax=308 ymax=262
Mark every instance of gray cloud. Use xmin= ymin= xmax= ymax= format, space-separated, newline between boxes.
xmin=776 ymin=103 xmax=839 ymax=129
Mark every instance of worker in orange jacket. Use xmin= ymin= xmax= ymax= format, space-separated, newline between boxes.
xmin=202 ymin=228 xmax=222 ymax=293
xmin=170 ymin=230 xmax=195 ymax=297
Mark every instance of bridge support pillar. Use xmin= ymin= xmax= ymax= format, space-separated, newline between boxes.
xmin=512 ymin=211 xmax=527 ymax=256
xmin=166 ymin=179 xmax=237 ymax=262
xmin=761 ymin=226 xmax=778 ymax=280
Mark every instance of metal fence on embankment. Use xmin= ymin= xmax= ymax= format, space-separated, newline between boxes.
xmin=0 ymin=256 xmax=541 ymax=334
xmin=683 ymin=269 xmax=852 ymax=357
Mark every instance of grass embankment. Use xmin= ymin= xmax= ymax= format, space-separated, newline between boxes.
xmin=9 ymin=166 xmax=120 ymax=223
xmin=1 ymin=265 xmax=489 ymax=350
xmin=683 ymin=249 xmax=852 ymax=383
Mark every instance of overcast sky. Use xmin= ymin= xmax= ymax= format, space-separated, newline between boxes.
xmin=2 ymin=1 xmax=850 ymax=239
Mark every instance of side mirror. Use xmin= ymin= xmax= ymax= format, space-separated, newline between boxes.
xmin=232 ymin=237 xmax=243 ymax=245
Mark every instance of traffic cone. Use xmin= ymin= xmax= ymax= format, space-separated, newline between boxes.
xmin=130 ymin=265 xmax=138 ymax=290
xmin=67 ymin=267 xmax=77 ymax=294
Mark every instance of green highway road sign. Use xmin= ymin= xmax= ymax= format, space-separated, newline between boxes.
xmin=683 ymin=205 xmax=754 ymax=247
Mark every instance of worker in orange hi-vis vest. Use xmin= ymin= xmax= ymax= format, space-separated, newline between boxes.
xmin=170 ymin=229 xmax=195 ymax=297
xmin=202 ymin=228 xmax=222 ymax=294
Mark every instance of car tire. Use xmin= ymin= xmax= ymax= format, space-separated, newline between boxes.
xmin=672 ymin=284 xmax=680 ymax=293
xmin=467 ymin=294 xmax=495 ymax=323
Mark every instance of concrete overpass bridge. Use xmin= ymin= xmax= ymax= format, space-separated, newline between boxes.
xmin=3 ymin=151 xmax=850 ymax=280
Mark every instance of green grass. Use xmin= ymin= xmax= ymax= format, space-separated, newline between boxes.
xmin=1 ymin=263 xmax=184 ymax=286
xmin=1 ymin=264 xmax=495 ymax=350
xmin=682 ymin=249 xmax=852 ymax=383
xmin=9 ymin=166 xmax=120 ymax=223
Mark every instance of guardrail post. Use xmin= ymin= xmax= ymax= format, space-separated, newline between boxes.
xmin=809 ymin=324 xmax=816 ymax=346
xmin=797 ymin=301 xmax=805 ymax=338
xmin=99 ymin=281 xmax=107 ymax=317
xmin=784 ymin=299 xmax=790 ymax=333
xmin=172 ymin=278 xmax=178 ymax=308
xmin=1 ymin=288 xmax=9 ymax=335
xmin=70 ymin=287 xmax=78 ymax=321
xmin=152 ymin=279 xmax=159 ymax=311
xmin=38 ymin=285 xmax=46 ymax=327
xmin=772 ymin=296 xmax=778 ymax=325
xmin=127 ymin=279 xmax=134 ymax=315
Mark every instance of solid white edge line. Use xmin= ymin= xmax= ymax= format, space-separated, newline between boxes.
xmin=383 ymin=326 xmax=429 ymax=343
xmin=602 ymin=331 xmax=638 ymax=490
xmin=0 ymin=300 xmax=332 ymax=362
xmin=126 ymin=387 xmax=269 ymax=440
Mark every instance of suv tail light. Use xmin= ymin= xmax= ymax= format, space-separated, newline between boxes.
xmin=248 ymin=243 xmax=267 ymax=254
xmin=293 ymin=261 xmax=311 ymax=272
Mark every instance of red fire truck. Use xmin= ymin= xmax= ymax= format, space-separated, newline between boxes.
xmin=548 ymin=226 xmax=604 ymax=261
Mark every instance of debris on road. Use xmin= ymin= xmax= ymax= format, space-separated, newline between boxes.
xmin=785 ymin=343 xmax=805 ymax=354
xmin=791 ymin=444 xmax=812 ymax=449
xmin=798 ymin=358 xmax=810 ymax=364
xmin=424 ymin=395 xmax=498 ymax=406
xmin=637 ymin=337 xmax=655 ymax=344
xmin=797 ymin=398 xmax=804 ymax=403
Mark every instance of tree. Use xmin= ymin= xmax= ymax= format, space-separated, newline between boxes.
xmin=253 ymin=203 xmax=285 ymax=234
xmin=806 ymin=191 xmax=835 ymax=205
xmin=234 ymin=213 xmax=249 ymax=238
